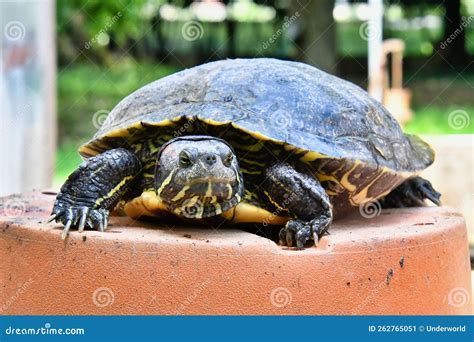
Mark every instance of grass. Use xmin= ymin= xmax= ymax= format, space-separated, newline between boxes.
xmin=54 ymin=60 xmax=180 ymax=187
xmin=57 ymin=59 xmax=180 ymax=144
xmin=54 ymin=141 xmax=84 ymax=188
xmin=404 ymin=106 xmax=474 ymax=135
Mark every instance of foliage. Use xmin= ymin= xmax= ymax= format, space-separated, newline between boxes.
xmin=55 ymin=60 xmax=179 ymax=185
xmin=57 ymin=60 xmax=179 ymax=144
xmin=57 ymin=0 xmax=163 ymax=64
xmin=404 ymin=106 xmax=474 ymax=135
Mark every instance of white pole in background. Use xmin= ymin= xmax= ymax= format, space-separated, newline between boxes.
xmin=367 ymin=0 xmax=383 ymax=102
xmin=0 ymin=0 xmax=57 ymax=196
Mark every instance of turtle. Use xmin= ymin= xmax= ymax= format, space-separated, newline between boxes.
xmin=48 ymin=58 xmax=441 ymax=248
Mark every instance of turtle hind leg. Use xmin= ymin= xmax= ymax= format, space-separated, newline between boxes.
xmin=380 ymin=176 xmax=441 ymax=208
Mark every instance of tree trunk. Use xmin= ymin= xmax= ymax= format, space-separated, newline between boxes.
xmin=438 ymin=0 xmax=467 ymax=67
xmin=290 ymin=0 xmax=337 ymax=74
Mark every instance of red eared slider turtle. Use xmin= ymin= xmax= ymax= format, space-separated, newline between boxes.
xmin=49 ymin=58 xmax=440 ymax=248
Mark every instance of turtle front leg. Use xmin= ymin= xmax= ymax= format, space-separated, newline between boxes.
xmin=263 ymin=163 xmax=333 ymax=249
xmin=49 ymin=148 xmax=142 ymax=239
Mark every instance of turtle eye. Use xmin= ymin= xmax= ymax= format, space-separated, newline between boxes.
xmin=223 ymin=153 xmax=233 ymax=167
xmin=179 ymin=151 xmax=192 ymax=168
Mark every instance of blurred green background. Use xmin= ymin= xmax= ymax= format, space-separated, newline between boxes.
xmin=55 ymin=0 xmax=474 ymax=185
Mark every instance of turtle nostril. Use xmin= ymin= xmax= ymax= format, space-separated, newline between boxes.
xmin=205 ymin=154 xmax=217 ymax=166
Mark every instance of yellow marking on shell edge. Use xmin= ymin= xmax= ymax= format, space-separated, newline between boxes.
xmin=300 ymin=150 xmax=326 ymax=162
xmin=172 ymin=185 xmax=190 ymax=202
xmin=107 ymin=122 xmax=144 ymax=138
xmin=201 ymin=118 xmax=230 ymax=126
xmin=221 ymin=202 xmax=290 ymax=225
xmin=349 ymin=166 xmax=416 ymax=205
xmin=199 ymin=118 xmax=277 ymax=145
xmin=78 ymin=146 xmax=97 ymax=157
xmin=78 ymin=116 xmax=332 ymax=164
xmin=350 ymin=169 xmax=386 ymax=205
xmin=95 ymin=175 xmax=134 ymax=207
xmin=320 ymin=162 xmax=417 ymax=207
xmin=339 ymin=162 xmax=359 ymax=192
xmin=317 ymin=174 xmax=339 ymax=183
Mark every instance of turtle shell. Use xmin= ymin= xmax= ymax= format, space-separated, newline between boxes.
xmin=79 ymin=58 xmax=434 ymax=211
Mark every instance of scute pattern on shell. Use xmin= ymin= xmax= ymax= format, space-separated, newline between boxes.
xmin=87 ymin=58 xmax=433 ymax=172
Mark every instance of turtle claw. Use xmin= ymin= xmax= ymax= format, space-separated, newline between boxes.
xmin=98 ymin=220 xmax=105 ymax=233
xmin=49 ymin=201 xmax=110 ymax=239
xmin=61 ymin=219 xmax=73 ymax=240
xmin=103 ymin=215 xmax=108 ymax=231
xmin=47 ymin=214 xmax=57 ymax=223
xmin=279 ymin=215 xmax=332 ymax=249
xmin=280 ymin=220 xmax=311 ymax=249
xmin=78 ymin=208 xmax=89 ymax=233
xmin=381 ymin=177 xmax=441 ymax=208
xmin=417 ymin=179 xmax=441 ymax=206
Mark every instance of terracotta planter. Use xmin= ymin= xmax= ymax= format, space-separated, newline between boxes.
xmin=0 ymin=191 xmax=471 ymax=315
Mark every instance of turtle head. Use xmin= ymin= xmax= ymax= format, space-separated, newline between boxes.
xmin=155 ymin=135 xmax=243 ymax=218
